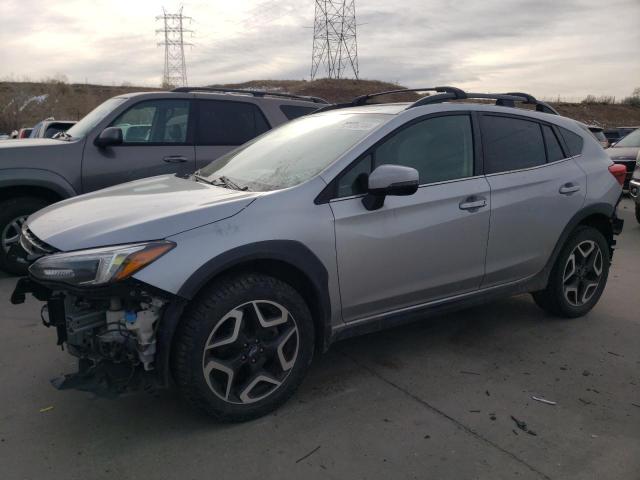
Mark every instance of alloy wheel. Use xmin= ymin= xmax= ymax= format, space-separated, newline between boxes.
xmin=202 ymin=300 xmax=299 ymax=405
xmin=1 ymin=215 xmax=27 ymax=254
xmin=562 ymin=240 xmax=603 ymax=307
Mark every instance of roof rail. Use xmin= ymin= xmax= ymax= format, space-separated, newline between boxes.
xmin=171 ymin=87 xmax=329 ymax=104
xmin=313 ymin=86 xmax=558 ymax=116
xmin=407 ymin=90 xmax=559 ymax=115
xmin=313 ymin=86 xmax=466 ymax=113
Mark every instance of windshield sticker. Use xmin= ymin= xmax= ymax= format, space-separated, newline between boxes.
xmin=342 ymin=120 xmax=382 ymax=131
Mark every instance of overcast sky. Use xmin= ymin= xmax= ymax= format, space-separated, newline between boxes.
xmin=1 ymin=0 xmax=639 ymax=99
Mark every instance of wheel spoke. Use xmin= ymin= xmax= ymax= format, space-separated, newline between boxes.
xmin=252 ymin=301 xmax=289 ymax=328
xmin=203 ymin=359 xmax=235 ymax=401
xmin=580 ymin=281 xmax=599 ymax=304
xmin=588 ymin=249 xmax=603 ymax=276
xmin=238 ymin=373 xmax=282 ymax=404
xmin=205 ymin=308 xmax=244 ymax=350
xmin=576 ymin=241 xmax=595 ymax=260
xmin=563 ymin=253 xmax=576 ymax=283
xmin=276 ymin=326 xmax=299 ymax=371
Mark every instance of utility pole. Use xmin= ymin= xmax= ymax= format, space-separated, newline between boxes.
xmin=310 ymin=0 xmax=359 ymax=80
xmin=156 ymin=7 xmax=193 ymax=88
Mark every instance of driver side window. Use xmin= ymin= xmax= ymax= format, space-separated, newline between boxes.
xmin=336 ymin=114 xmax=474 ymax=198
xmin=110 ymin=99 xmax=190 ymax=144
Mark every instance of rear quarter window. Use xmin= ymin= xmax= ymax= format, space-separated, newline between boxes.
xmin=559 ymin=127 xmax=584 ymax=157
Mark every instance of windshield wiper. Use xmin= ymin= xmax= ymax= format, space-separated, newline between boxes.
xmin=211 ymin=175 xmax=250 ymax=191
xmin=193 ymin=173 xmax=250 ymax=191
xmin=193 ymin=173 xmax=214 ymax=185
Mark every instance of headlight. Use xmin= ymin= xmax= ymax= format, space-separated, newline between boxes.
xmin=29 ymin=241 xmax=175 ymax=287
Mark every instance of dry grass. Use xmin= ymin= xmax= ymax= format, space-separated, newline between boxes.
xmin=1 ymin=79 xmax=639 ymax=132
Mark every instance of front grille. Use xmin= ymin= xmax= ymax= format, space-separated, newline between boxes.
xmin=19 ymin=226 xmax=57 ymax=257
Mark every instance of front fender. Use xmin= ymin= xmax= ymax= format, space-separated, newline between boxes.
xmin=0 ymin=168 xmax=77 ymax=199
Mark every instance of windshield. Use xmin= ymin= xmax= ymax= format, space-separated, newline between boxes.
xmin=615 ymin=129 xmax=640 ymax=147
xmin=65 ymin=97 xmax=127 ymax=139
xmin=198 ymin=113 xmax=387 ymax=191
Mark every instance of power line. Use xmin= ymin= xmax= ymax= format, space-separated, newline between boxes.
xmin=311 ymin=0 xmax=359 ymax=80
xmin=156 ymin=6 xmax=193 ymax=88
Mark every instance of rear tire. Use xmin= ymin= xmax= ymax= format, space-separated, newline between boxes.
xmin=532 ymin=226 xmax=610 ymax=318
xmin=172 ymin=273 xmax=315 ymax=422
xmin=0 ymin=197 xmax=49 ymax=275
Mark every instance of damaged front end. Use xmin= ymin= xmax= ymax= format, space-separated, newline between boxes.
xmin=12 ymin=277 xmax=173 ymax=396
xmin=10 ymin=234 xmax=180 ymax=397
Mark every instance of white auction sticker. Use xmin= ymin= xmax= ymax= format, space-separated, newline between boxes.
xmin=342 ymin=120 xmax=382 ymax=131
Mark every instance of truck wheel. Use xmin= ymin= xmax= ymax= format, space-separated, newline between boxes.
xmin=532 ymin=226 xmax=610 ymax=318
xmin=0 ymin=197 xmax=49 ymax=275
xmin=172 ymin=273 xmax=315 ymax=422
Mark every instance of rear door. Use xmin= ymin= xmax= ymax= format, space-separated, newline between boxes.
xmin=194 ymin=99 xmax=271 ymax=170
xmin=480 ymin=114 xmax=586 ymax=287
xmin=329 ymin=113 xmax=491 ymax=322
xmin=81 ymin=99 xmax=195 ymax=192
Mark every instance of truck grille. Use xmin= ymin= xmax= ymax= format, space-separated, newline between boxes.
xmin=19 ymin=226 xmax=57 ymax=256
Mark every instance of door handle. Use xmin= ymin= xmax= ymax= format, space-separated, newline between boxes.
xmin=459 ymin=197 xmax=487 ymax=211
xmin=163 ymin=155 xmax=188 ymax=163
xmin=559 ymin=183 xmax=581 ymax=195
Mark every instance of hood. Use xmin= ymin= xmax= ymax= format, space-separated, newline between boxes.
xmin=0 ymin=138 xmax=62 ymax=149
xmin=27 ymin=174 xmax=260 ymax=251
xmin=607 ymin=146 xmax=639 ymax=161
xmin=0 ymin=138 xmax=82 ymax=171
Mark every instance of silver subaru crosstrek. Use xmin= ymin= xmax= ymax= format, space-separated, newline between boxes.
xmin=12 ymin=87 xmax=625 ymax=421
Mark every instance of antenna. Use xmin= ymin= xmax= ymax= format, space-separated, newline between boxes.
xmin=310 ymin=1 xmax=359 ymax=80
xmin=156 ymin=7 xmax=193 ymax=88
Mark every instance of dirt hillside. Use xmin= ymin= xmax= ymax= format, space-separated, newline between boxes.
xmin=1 ymin=79 xmax=639 ymax=132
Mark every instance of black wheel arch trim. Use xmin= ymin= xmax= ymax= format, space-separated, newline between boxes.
xmin=156 ymin=240 xmax=332 ymax=388
xmin=536 ymin=202 xmax=618 ymax=288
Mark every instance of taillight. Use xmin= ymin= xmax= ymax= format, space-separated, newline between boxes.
xmin=608 ymin=164 xmax=626 ymax=187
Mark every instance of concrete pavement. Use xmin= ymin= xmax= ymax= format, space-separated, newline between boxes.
xmin=1 ymin=199 xmax=638 ymax=480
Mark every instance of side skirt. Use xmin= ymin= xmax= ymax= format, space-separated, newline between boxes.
xmin=329 ymin=273 xmax=545 ymax=344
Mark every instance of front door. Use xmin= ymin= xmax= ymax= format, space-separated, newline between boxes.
xmin=82 ymin=98 xmax=196 ymax=193
xmin=329 ymin=113 xmax=491 ymax=323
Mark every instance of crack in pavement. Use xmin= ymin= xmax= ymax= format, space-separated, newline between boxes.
xmin=337 ymin=349 xmax=553 ymax=480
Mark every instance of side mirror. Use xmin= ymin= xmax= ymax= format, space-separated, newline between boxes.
xmin=94 ymin=127 xmax=123 ymax=148
xmin=362 ymin=164 xmax=419 ymax=211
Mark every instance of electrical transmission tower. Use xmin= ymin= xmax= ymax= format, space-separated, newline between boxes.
xmin=156 ymin=7 xmax=193 ymax=88
xmin=310 ymin=1 xmax=359 ymax=80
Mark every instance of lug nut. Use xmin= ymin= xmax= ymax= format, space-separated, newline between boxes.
xmin=255 ymin=339 xmax=259 ymax=344
xmin=259 ymin=348 xmax=264 ymax=353
xmin=241 ymin=355 xmax=246 ymax=361
xmin=251 ymin=358 xmax=256 ymax=363
xmin=243 ymin=343 xmax=248 ymax=348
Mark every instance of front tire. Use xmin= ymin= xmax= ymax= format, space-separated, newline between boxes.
xmin=533 ymin=226 xmax=610 ymax=318
xmin=0 ymin=197 xmax=49 ymax=275
xmin=172 ymin=273 xmax=315 ymax=422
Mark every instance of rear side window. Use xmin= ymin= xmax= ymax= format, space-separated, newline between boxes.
xmin=559 ymin=127 xmax=584 ymax=157
xmin=280 ymin=105 xmax=319 ymax=120
xmin=481 ymin=115 xmax=546 ymax=174
xmin=197 ymin=100 xmax=270 ymax=146
xmin=542 ymin=125 xmax=565 ymax=162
